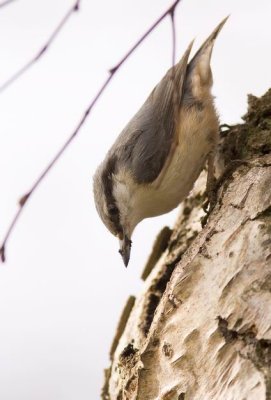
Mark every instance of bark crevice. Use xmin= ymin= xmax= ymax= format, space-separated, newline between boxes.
xmin=103 ymin=89 xmax=271 ymax=400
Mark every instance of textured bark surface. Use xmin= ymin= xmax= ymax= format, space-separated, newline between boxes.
xmin=102 ymin=89 xmax=271 ymax=400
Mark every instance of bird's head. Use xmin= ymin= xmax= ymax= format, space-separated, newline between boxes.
xmin=93 ymin=161 xmax=137 ymax=267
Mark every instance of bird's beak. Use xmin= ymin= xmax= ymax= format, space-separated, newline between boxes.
xmin=119 ymin=235 xmax=132 ymax=267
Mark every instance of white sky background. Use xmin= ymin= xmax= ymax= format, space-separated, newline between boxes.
xmin=0 ymin=0 xmax=270 ymax=398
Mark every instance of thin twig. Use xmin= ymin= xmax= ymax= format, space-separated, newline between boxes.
xmin=0 ymin=0 xmax=181 ymax=262
xmin=153 ymin=8 xmax=179 ymax=190
xmin=170 ymin=7 xmax=178 ymax=127
xmin=108 ymin=0 xmax=180 ymax=73
xmin=0 ymin=0 xmax=80 ymax=93
xmin=0 ymin=0 xmax=17 ymax=9
xmin=170 ymin=8 xmax=176 ymax=69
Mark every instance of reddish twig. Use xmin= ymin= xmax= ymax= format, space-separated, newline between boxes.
xmin=0 ymin=0 xmax=181 ymax=262
xmin=0 ymin=0 xmax=80 ymax=93
xmin=0 ymin=0 xmax=17 ymax=8
xmin=170 ymin=7 xmax=176 ymax=69
xmin=170 ymin=7 xmax=179 ymax=133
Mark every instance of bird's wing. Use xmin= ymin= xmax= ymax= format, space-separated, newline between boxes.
xmin=113 ymin=41 xmax=193 ymax=184
xmin=112 ymin=17 xmax=228 ymax=185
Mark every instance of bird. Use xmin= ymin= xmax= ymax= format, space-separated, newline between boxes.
xmin=93 ymin=17 xmax=228 ymax=267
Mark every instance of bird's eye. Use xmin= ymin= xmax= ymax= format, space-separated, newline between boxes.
xmin=108 ymin=204 xmax=118 ymax=215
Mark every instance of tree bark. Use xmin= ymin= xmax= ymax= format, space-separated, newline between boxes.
xmin=102 ymin=89 xmax=271 ymax=400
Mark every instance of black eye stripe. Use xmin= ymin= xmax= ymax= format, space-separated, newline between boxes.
xmin=101 ymin=156 xmax=122 ymax=235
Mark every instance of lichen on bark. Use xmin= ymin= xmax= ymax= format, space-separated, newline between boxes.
xmin=102 ymin=89 xmax=271 ymax=400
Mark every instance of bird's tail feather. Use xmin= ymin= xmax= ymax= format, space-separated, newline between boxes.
xmin=188 ymin=16 xmax=229 ymax=86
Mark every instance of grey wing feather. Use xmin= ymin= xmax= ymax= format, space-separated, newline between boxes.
xmin=110 ymin=41 xmax=193 ymax=184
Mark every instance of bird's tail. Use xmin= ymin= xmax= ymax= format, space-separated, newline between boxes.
xmin=187 ymin=16 xmax=229 ymax=91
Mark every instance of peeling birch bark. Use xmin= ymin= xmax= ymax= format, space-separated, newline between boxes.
xmin=102 ymin=90 xmax=271 ymax=400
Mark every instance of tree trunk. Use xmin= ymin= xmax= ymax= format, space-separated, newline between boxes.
xmin=102 ymin=89 xmax=271 ymax=400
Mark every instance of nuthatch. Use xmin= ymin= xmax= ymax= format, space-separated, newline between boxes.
xmin=93 ymin=18 xmax=228 ymax=267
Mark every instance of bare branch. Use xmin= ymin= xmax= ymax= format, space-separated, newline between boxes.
xmin=109 ymin=0 xmax=180 ymax=73
xmin=0 ymin=0 xmax=80 ymax=93
xmin=170 ymin=6 xmax=178 ymax=126
xmin=0 ymin=0 xmax=181 ymax=263
xmin=0 ymin=0 xmax=17 ymax=9
xmin=170 ymin=7 xmax=176 ymax=69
